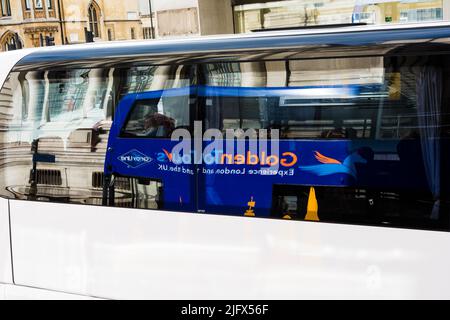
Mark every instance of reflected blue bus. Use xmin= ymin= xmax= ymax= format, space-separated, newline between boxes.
xmin=4 ymin=23 xmax=450 ymax=231
xmin=102 ymin=50 xmax=450 ymax=230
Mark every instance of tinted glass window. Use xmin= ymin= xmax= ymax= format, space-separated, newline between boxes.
xmin=0 ymin=64 xmax=191 ymax=210
xmin=202 ymin=57 xmax=424 ymax=140
xmin=1 ymin=52 xmax=450 ymax=231
xmin=201 ymin=56 xmax=450 ymax=231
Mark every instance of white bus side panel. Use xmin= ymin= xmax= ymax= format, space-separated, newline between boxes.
xmin=0 ymin=49 xmax=38 ymax=286
xmin=0 ymin=283 xmax=100 ymax=300
xmin=0 ymin=198 xmax=11 ymax=284
xmin=0 ymin=50 xmax=36 ymax=90
xmin=9 ymin=199 xmax=450 ymax=299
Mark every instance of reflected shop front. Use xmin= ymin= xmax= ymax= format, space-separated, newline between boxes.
xmin=1 ymin=47 xmax=450 ymax=231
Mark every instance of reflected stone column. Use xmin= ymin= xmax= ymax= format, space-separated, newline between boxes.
xmin=3 ymin=73 xmax=21 ymax=121
xmin=240 ymin=62 xmax=267 ymax=87
xmin=25 ymin=71 xmax=42 ymax=122
xmin=103 ymin=68 xmax=115 ymax=119
xmin=41 ymin=71 xmax=50 ymax=124
xmin=172 ymin=65 xmax=189 ymax=88
xmin=82 ymin=68 xmax=103 ymax=119
xmin=150 ymin=65 xmax=172 ymax=90
xmin=266 ymin=61 xmax=287 ymax=87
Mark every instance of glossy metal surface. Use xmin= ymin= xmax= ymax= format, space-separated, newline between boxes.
xmin=0 ymin=49 xmax=36 ymax=91
xmin=13 ymin=22 xmax=450 ymax=71
xmin=9 ymin=199 xmax=450 ymax=299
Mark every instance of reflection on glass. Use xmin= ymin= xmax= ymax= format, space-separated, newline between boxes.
xmin=121 ymin=94 xmax=190 ymax=138
xmin=0 ymin=50 xmax=449 ymax=231
xmin=0 ymin=65 xmax=189 ymax=210
xmin=201 ymin=54 xmax=450 ymax=230
xmin=233 ymin=0 xmax=444 ymax=33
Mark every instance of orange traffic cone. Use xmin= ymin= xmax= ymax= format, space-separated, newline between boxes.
xmin=305 ymin=187 xmax=320 ymax=221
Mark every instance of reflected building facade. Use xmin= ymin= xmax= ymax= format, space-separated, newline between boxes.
xmin=0 ymin=0 xmax=143 ymax=51
xmin=0 ymin=65 xmax=186 ymax=206
xmin=233 ymin=0 xmax=447 ymax=33
xmin=139 ymin=0 xmax=450 ymax=37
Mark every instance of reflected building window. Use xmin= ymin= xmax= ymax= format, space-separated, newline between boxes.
xmin=399 ymin=7 xmax=443 ymax=23
xmin=115 ymin=66 xmax=156 ymax=100
xmin=47 ymin=69 xmax=90 ymax=120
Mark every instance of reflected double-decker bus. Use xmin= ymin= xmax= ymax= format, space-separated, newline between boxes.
xmin=102 ymin=53 xmax=449 ymax=231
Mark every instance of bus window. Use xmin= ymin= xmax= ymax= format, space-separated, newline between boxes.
xmin=121 ymin=92 xmax=191 ymax=138
xmin=200 ymin=57 xmax=411 ymax=140
xmin=0 ymin=64 xmax=194 ymax=210
xmin=105 ymin=66 xmax=196 ymax=211
xmin=199 ymin=55 xmax=450 ymax=230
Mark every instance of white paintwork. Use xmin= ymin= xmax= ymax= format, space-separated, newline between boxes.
xmin=0 ymin=49 xmax=38 ymax=285
xmin=0 ymin=49 xmax=37 ymax=90
xmin=0 ymin=198 xmax=11 ymax=284
xmin=0 ymin=283 xmax=100 ymax=300
xmin=9 ymin=199 xmax=450 ymax=300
